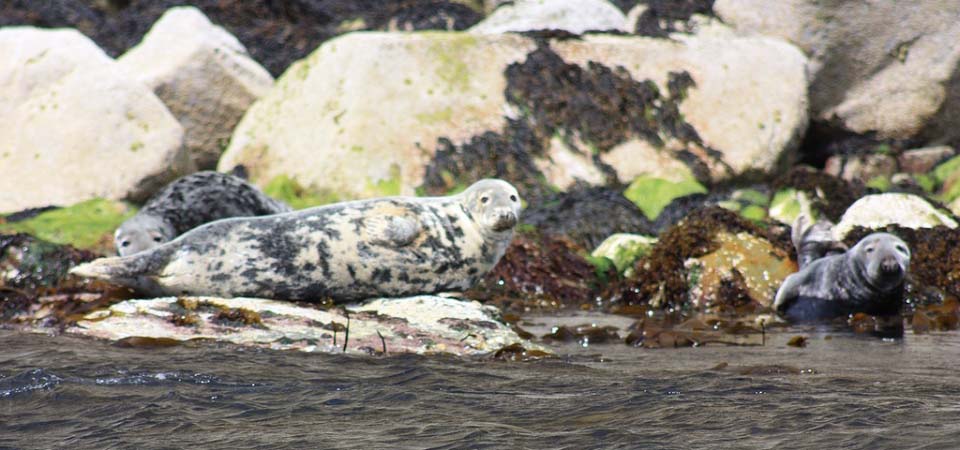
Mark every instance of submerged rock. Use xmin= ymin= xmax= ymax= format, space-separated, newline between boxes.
xmin=0 ymin=27 xmax=188 ymax=213
xmin=220 ymin=30 xmax=807 ymax=200
xmin=470 ymin=0 xmax=628 ymax=34
xmin=69 ymin=295 xmax=543 ymax=356
xmin=834 ymin=194 xmax=958 ymax=240
xmin=118 ymin=6 xmax=274 ymax=170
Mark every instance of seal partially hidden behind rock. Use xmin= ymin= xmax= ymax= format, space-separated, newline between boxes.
xmin=774 ymin=231 xmax=911 ymax=321
xmin=115 ymin=171 xmax=292 ymax=256
xmin=73 ymin=179 xmax=522 ymax=302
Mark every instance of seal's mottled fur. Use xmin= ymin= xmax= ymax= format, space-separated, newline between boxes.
xmin=115 ymin=171 xmax=291 ymax=256
xmin=75 ymin=179 xmax=521 ymax=302
xmin=774 ymin=232 xmax=910 ymax=320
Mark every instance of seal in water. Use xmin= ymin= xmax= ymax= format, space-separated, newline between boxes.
xmin=115 ymin=171 xmax=292 ymax=256
xmin=791 ymin=214 xmax=847 ymax=268
xmin=774 ymin=232 xmax=910 ymax=321
xmin=73 ymin=179 xmax=522 ymax=302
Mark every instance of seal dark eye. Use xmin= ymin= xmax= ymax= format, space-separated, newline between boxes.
xmin=896 ymin=245 xmax=908 ymax=253
xmin=510 ymin=195 xmax=517 ymax=202
xmin=121 ymin=241 xmax=131 ymax=247
xmin=480 ymin=196 xmax=489 ymax=204
xmin=153 ymin=236 xmax=163 ymax=243
xmin=866 ymin=247 xmax=875 ymax=253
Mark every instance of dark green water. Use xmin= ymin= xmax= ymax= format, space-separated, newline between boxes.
xmin=2 ymin=326 xmax=959 ymax=449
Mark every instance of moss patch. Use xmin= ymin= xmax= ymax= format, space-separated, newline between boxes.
xmin=262 ymin=175 xmax=340 ymax=210
xmin=0 ymin=199 xmax=135 ymax=252
xmin=771 ymin=167 xmax=863 ymax=222
xmin=623 ymin=175 xmax=707 ymax=221
xmin=591 ymin=233 xmax=657 ymax=275
xmin=426 ymin=33 xmax=477 ymax=92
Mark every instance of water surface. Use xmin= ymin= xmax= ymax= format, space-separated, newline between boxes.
xmin=2 ymin=325 xmax=958 ymax=449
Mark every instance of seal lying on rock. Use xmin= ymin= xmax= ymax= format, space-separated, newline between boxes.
xmin=774 ymin=232 xmax=910 ymax=321
xmin=72 ymin=179 xmax=522 ymax=302
xmin=115 ymin=171 xmax=292 ymax=256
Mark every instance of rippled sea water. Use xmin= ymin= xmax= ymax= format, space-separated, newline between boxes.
xmin=2 ymin=324 xmax=960 ymax=450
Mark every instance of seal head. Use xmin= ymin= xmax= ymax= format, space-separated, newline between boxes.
xmin=458 ymin=179 xmax=521 ymax=234
xmin=854 ymin=232 xmax=910 ymax=293
xmin=114 ymin=214 xmax=175 ymax=256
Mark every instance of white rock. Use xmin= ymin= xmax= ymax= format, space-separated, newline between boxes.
xmin=834 ymin=193 xmax=958 ymax=240
xmin=470 ymin=0 xmax=627 ymax=34
xmin=119 ymin=6 xmax=274 ymax=170
xmin=715 ymin=0 xmax=960 ymax=143
xmin=0 ymin=27 xmax=187 ymax=213
xmin=70 ymin=295 xmax=544 ymax=356
xmin=591 ymin=233 xmax=657 ymax=275
xmin=220 ymin=31 xmax=807 ymax=198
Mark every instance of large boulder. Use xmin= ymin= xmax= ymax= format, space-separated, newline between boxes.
xmin=715 ymin=0 xmax=960 ymax=143
xmin=834 ymin=193 xmax=958 ymax=240
xmin=0 ymin=27 xmax=187 ymax=213
xmin=470 ymin=0 xmax=628 ymax=34
xmin=118 ymin=7 xmax=274 ymax=171
xmin=220 ymin=31 xmax=808 ymax=200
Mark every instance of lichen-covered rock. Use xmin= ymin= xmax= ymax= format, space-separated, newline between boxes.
xmin=220 ymin=31 xmax=807 ymax=200
xmin=834 ymin=193 xmax=958 ymax=240
xmin=69 ymin=295 xmax=542 ymax=356
xmin=715 ymin=0 xmax=960 ymax=143
xmin=591 ymin=233 xmax=657 ymax=276
xmin=0 ymin=27 xmax=188 ymax=213
xmin=118 ymin=6 xmax=274 ymax=170
xmin=470 ymin=0 xmax=627 ymax=34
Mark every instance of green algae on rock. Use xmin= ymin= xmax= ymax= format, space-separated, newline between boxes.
xmin=0 ymin=199 xmax=136 ymax=253
xmin=591 ymin=233 xmax=657 ymax=276
xmin=261 ymin=175 xmax=340 ymax=210
xmin=624 ymin=174 xmax=707 ymax=220
xmin=771 ymin=167 xmax=863 ymax=223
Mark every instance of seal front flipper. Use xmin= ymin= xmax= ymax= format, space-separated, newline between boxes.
xmin=366 ymin=215 xmax=422 ymax=247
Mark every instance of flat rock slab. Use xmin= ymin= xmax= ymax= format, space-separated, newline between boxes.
xmin=68 ymin=295 xmax=545 ymax=357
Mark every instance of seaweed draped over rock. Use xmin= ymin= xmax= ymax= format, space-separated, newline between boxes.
xmin=617 ymin=207 xmax=792 ymax=311
xmin=466 ymin=231 xmax=614 ymax=312
xmin=0 ymin=0 xmax=483 ymax=76
xmin=419 ymin=39 xmax=717 ymax=200
xmin=521 ymin=186 xmax=654 ymax=249
xmin=632 ymin=0 xmax=716 ymax=37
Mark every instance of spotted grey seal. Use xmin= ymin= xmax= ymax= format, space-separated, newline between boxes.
xmin=73 ymin=179 xmax=522 ymax=302
xmin=774 ymin=232 xmax=910 ymax=321
xmin=115 ymin=171 xmax=292 ymax=256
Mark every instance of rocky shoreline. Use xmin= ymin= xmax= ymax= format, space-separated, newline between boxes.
xmin=3 ymin=0 xmax=960 ymax=356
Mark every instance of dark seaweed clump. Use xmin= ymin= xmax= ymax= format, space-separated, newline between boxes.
xmin=420 ymin=40 xmax=720 ymax=201
xmin=617 ymin=207 xmax=791 ymax=311
xmin=772 ymin=166 xmax=864 ymax=222
xmin=0 ymin=0 xmax=482 ymax=77
xmin=521 ymin=186 xmax=654 ymax=249
xmin=0 ymin=233 xmax=132 ymax=326
xmin=467 ymin=231 xmax=615 ymax=312
xmin=632 ymin=0 xmax=716 ymax=38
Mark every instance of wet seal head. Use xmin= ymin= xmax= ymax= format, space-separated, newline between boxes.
xmin=853 ymin=232 xmax=910 ymax=292
xmin=458 ymin=179 xmax=522 ymax=234
xmin=114 ymin=214 xmax=175 ymax=256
